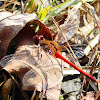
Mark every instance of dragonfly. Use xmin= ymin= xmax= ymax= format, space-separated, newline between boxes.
xmin=28 ymin=17 xmax=99 ymax=84
xmin=0 ymin=13 xmax=99 ymax=86
xmin=0 ymin=12 xmax=99 ymax=100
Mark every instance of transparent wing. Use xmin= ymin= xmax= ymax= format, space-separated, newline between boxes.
xmin=0 ymin=46 xmax=43 ymax=68
xmin=71 ymin=44 xmax=86 ymax=59
xmin=0 ymin=45 xmax=63 ymax=92
xmin=22 ymin=64 xmax=63 ymax=91
xmin=55 ymin=7 xmax=80 ymax=44
xmin=0 ymin=54 xmax=13 ymax=67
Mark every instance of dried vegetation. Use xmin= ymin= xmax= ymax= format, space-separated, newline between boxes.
xmin=0 ymin=0 xmax=100 ymax=100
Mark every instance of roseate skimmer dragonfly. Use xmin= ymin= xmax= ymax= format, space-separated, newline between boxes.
xmin=29 ymin=17 xmax=99 ymax=83
xmin=0 ymin=13 xmax=99 ymax=84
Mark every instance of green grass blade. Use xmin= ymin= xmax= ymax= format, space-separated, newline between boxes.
xmin=37 ymin=2 xmax=43 ymax=12
xmin=42 ymin=0 xmax=76 ymax=23
xmin=26 ymin=0 xmax=34 ymax=10
xmin=38 ymin=5 xmax=51 ymax=20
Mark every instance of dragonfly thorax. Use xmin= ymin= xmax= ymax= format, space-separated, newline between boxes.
xmin=40 ymin=40 xmax=61 ymax=57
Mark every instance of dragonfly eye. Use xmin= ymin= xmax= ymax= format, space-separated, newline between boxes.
xmin=33 ymin=35 xmax=43 ymax=45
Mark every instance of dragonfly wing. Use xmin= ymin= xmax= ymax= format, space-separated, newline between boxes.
xmin=45 ymin=65 xmax=63 ymax=89
xmin=0 ymin=46 xmax=42 ymax=67
xmin=1 ymin=45 xmax=63 ymax=92
xmin=22 ymin=64 xmax=63 ymax=92
xmin=55 ymin=7 xmax=80 ymax=44
xmin=0 ymin=55 xmax=13 ymax=67
xmin=22 ymin=69 xmax=43 ymax=92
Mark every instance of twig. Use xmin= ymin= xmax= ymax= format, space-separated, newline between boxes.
xmin=0 ymin=0 xmax=17 ymax=9
xmin=31 ymin=88 xmax=36 ymax=100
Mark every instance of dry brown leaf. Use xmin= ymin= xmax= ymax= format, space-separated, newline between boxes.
xmin=46 ymin=82 xmax=61 ymax=100
xmin=1 ymin=78 xmax=14 ymax=100
xmin=0 ymin=11 xmax=36 ymax=59
xmin=81 ymin=92 xmax=95 ymax=100
xmin=2 ymin=45 xmax=63 ymax=99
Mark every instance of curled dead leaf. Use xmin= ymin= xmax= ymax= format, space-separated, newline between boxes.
xmin=0 ymin=11 xmax=37 ymax=59
xmin=1 ymin=78 xmax=14 ymax=100
xmin=2 ymin=45 xmax=63 ymax=99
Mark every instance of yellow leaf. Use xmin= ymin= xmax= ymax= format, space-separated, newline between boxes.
xmin=38 ymin=6 xmax=51 ymax=20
